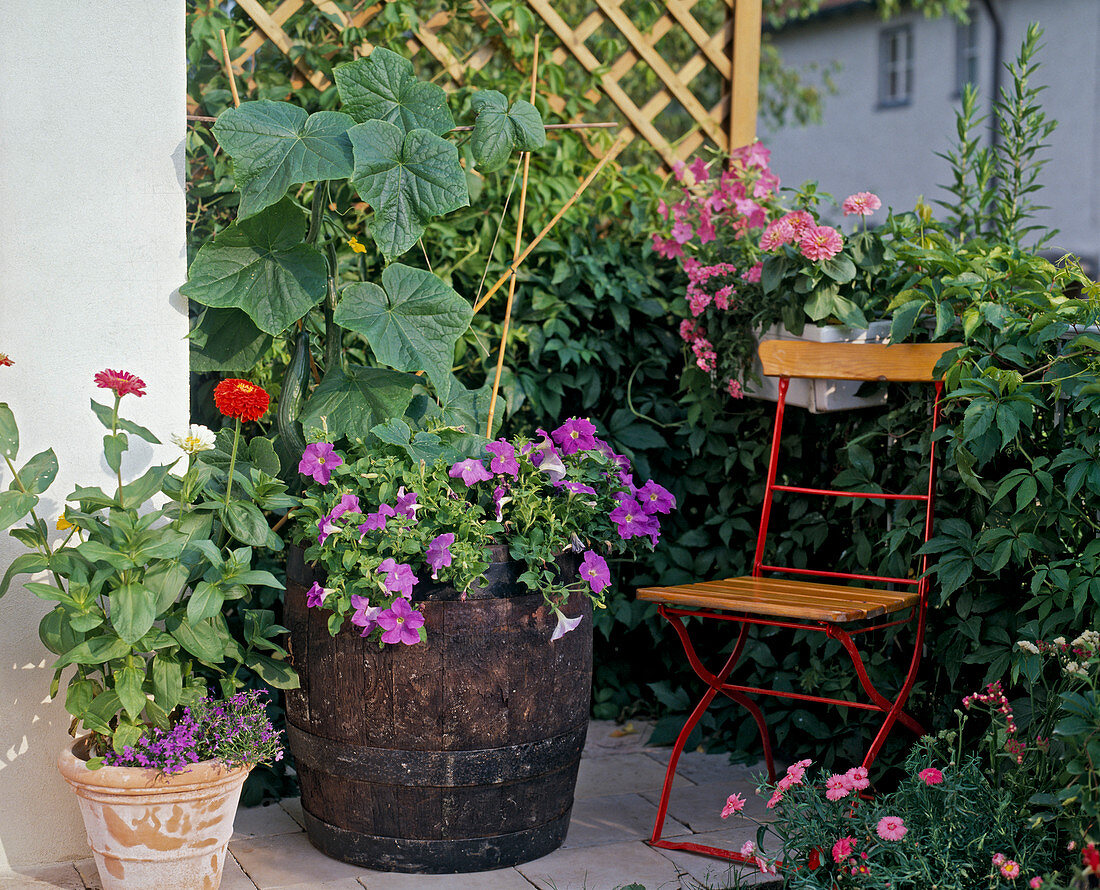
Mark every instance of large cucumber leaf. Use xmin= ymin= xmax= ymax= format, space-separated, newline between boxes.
xmin=300 ymin=365 xmax=420 ymax=441
xmin=334 ymin=48 xmax=454 ymax=135
xmin=470 ymin=90 xmax=545 ymax=172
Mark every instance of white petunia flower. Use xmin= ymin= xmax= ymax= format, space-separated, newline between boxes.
xmin=550 ymin=609 xmax=584 ymax=641
xmin=171 ymin=423 xmax=216 ymax=454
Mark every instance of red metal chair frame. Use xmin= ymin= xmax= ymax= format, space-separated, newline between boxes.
xmin=646 ymin=351 xmax=947 ymax=866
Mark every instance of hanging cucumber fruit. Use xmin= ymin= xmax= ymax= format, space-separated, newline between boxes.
xmin=275 ymin=328 xmax=311 ymax=484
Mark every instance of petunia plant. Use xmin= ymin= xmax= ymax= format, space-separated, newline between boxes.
xmin=0 ymin=363 xmax=298 ymax=756
xmin=292 ymin=417 xmax=674 ymax=646
xmin=181 ymin=46 xmax=547 ymax=457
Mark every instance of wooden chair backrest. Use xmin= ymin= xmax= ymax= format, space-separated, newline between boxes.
xmin=758 ymin=341 xmax=961 ymax=382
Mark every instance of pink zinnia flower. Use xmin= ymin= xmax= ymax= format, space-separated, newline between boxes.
xmin=782 ymin=210 xmax=815 ymax=237
xmin=721 ymin=793 xmax=746 ymax=818
xmin=800 ymin=225 xmax=844 ymax=261
xmin=918 ymin=766 xmax=944 ymax=786
xmin=825 ymin=774 xmax=851 ymax=801
xmin=94 ymin=368 xmax=146 ymax=399
xmin=832 ymin=836 xmax=856 ymax=863
xmin=1001 ymin=860 xmax=1021 ymax=879
xmin=845 ymin=766 xmax=870 ymax=790
xmin=876 ymin=816 xmax=907 ymax=841
xmin=759 ymin=218 xmax=794 ymax=251
xmin=842 ymin=191 xmax=882 ymax=217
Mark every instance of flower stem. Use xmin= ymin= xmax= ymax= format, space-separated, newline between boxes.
xmin=112 ymin=395 xmax=124 ymax=507
xmin=222 ymin=418 xmax=242 ymax=514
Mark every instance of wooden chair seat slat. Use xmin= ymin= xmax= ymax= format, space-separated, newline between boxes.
xmin=637 ymin=576 xmax=920 ymax=623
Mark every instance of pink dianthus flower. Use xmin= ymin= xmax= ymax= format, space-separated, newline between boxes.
xmin=918 ymin=766 xmax=944 ymax=786
xmin=832 ymin=836 xmax=856 ymax=864
xmin=721 ymin=793 xmax=746 ymax=818
xmin=845 ymin=766 xmax=870 ymax=790
xmin=876 ymin=816 xmax=907 ymax=841
xmin=825 ymin=774 xmax=851 ymax=801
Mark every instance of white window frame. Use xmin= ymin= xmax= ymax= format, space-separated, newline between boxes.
xmin=878 ymin=25 xmax=914 ymax=108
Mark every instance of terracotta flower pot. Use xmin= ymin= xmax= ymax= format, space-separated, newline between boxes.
xmin=57 ymin=736 xmax=250 ymax=890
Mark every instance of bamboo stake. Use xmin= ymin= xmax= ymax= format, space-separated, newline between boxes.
xmin=472 ymin=129 xmax=630 ymax=316
xmin=485 ymin=34 xmax=539 ymax=438
xmin=219 ymin=30 xmax=242 ymax=108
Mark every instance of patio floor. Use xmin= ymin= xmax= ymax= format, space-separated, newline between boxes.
xmin=0 ymin=721 xmax=778 ymax=890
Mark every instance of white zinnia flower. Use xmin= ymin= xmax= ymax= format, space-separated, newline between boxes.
xmin=171 ymin=423 xmax=216 ymax=454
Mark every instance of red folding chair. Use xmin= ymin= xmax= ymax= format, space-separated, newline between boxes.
xmin=638 ymin=340 xmax=957 ymax=864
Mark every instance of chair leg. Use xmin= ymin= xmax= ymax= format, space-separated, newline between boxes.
xmin=648 ymin=613 xmax=759 ymax=865
xmin=827 ymin=610 xmax=926 ymax=770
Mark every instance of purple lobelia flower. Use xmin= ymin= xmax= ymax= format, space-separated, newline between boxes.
xmin=394 ymin=486 xmax=419 ymax=521
xmin=609 ymin=493 xmax=651 ymax=540
xmin=299 ymin=442 xmax=343 ymax=485
xmin=579 ymin=550 xmax=611 ymax=594
xmin=377 ymin=558 xmax=418 ymax=597
xmin=635 ymin=480 xmax=676 ymax=515
xmin=449 ymin=458 xmax=493 ymax=486
xmin=425 ymin=533 xmax=455 ymax=579
xmin=305 ymin=582 xmax=331 ymax=608
xmin=485 ymin=439 xmax=519 ymax=478
xmin=551 ymin=417 xmax=598 ymax=456
xmin=551 ymin=608 xmax=584 ymax=641
xmin=350 ymin=595 xmax=382 ymax=636
xmin=358 ymin=503 xmax=395 ymax=534
xmin=377 ymin=598 xmax=425 ymax=645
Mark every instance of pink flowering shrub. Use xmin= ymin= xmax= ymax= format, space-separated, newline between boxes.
xmin=650 ymin=143 xmax=920 ymax=400
xmin=295 ymin=420 xmax=675 ymax=646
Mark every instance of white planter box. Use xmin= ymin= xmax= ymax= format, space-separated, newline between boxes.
xmin=742 ymin=321 xmax=893 ymax=413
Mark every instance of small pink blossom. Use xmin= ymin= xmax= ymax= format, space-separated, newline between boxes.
xmin=765 ymin=789 xmax=783 ymax=809
xmin=842 ymin=191 xmax=882 ymax=217
xmin=657 ymin=199 xmax=670 ymax=220
xmin=1001 ymin=860 xmax=1021 ymax=879
xmin=741 ymin=262 xmax=763 ymax=283
xmin=825 ymin=773 xmax=851 ymax=801
xmin=993 ymin=853 xmax=1007 ymax=867
xmin=740 ymin=840 xmax=755 ymax=857
xmin=689 ymin=156 xmax=709 ymax=182
xmin=845 ymin=766 xmax=870 ymax=790
xmin=876 ymin=816 xmax=907 ymax=841
xmin=721 ymin=793 xmax=746 ymax=818
xmin=671 ymin=220 xmax=693 ymax=244
xmin=918 ymin=766 xmax=944 ymax=786
xmin=672 ymin=160 xmax=687 ymax=181
xmin=1029 ymin=877 xmax=1043 ymax=888
xmin=832 ymin=836 xmax=856 ymax=863
xmin=679 ymin=319 xmax=698 ymax=342
xmin=727 ymin=378 xmax=743 ymax=399
xmin=800 ymin=225 xmax=844 ymax=261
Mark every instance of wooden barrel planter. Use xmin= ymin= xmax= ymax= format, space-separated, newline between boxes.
xmin=283 ymin=545 xmax=593 ymax=873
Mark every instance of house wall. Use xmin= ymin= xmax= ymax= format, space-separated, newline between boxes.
xmin=760 ymin=0 xmax=1100 ymax=265
xmin=0 ymin=1 xmax=187 ymax=870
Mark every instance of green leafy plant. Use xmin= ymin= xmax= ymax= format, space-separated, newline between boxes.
xmin=0 ymin=365 xmax=297 ymax=754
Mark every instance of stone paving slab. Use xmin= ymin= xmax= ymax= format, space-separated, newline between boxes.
xmin=563 ymin=792 xmax=691 ymax=849
xmin=641 ymin=781 xmax=770 ymax=837
xmin=230 ymin=833 xmax=371 ymax=889
xmin=0 ymin=864 xmax=84 ymax=890
xmin=518 ymin=838 xmax=681 ymax=890
xmin=575 ymin=751 xmax=678 ymax=799
xmin=234 ymin=801 xmax=306 ymax=840
xmin=357 ymin=868 xmax=536 ymax=889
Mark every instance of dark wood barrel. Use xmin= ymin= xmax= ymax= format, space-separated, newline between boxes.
xmin=283 ymin=545 xmax=593 ymax=873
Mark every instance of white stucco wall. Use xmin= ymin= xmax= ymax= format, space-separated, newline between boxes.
xmin=761 ymin=0 xmax=1100 ymax=264
xmin=0 ymin=1 xmax=187 ymax=870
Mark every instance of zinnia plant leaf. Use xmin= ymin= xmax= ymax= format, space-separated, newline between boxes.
xmin=300 ymin=365 xmax=420 ymax=441
xmin=348 ymin=121 xmax=469 ymax=259
xmin=190 ymin=307 xmax=274 ymax=373
xmin=334 ymin=48 xmax=454 ymax=135
xmin=334 ymin=264 xmax=472 ymax=390
xmin=166 ymin=613 xmax=231 ymax=665
xmin=88 ymin=400 xmax=161 ymax=444
xmin=0 ymin=403 xmax=17 ymax=459
xmin=0 ymin=490 xmax=38 ymax=532
xmin=223 ymin=501 xmax=271 ymax=547
xmin=180 ymin=199 xmax=327 ymax=335
xmin=470 ymin=90 xmax=546 ymax=172
xmin=151 ymin=653 xmax=183 ymax=714
xmin=113 ymin=664 xmax=147 ymax=722
xmin=54 ymin=633 xmax=133 ymax=669
xmin=0 ymin=552 xmax=49 ymax=599
xmin=11 ymin=448 xmax=57 ymax=495
xmin=245 ymin=652 xmax=300 ymax=689
xmin=213 ymin=100 xmax=355 ymax=219
xmin=109 ymin=582 xmax=157 ymax=644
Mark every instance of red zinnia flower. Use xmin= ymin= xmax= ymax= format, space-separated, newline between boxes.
xmin=1084 ymin=844 xmax=1100 ymax=873
xmin=0 ymin=353 xmax=13 ymax=367
xmin=94 ymin=368 xmax=146 ymax=398
xmin=214 ymin=378 xmax=270 ymax=422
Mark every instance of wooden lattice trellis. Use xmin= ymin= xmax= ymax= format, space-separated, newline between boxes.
xmin=222 ymin=0 xmax=762 ymax=169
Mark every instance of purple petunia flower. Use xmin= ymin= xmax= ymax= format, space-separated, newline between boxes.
xmin=485 ymin=439 xmax=519 ymax=478
xmin=636 ymin=480 xmax=676 ymax=515
xmin=358 ymin=503 xmax=395 ymax=533
xmin=425 ymin=533 xmax=455 ymax=579
xmin=394 ymin=486 xmax=419 ymax=521
xmin=299 ymin=442 xmax=343 ymax=485
xmin=579 ymin=550 xmax=611 ymax=594
xmin=317 ymin=515 xmax=340 ymax=545
xmin=492 ymin=485 xmax=509 ymax=522
xmin=449 ymin=458 xmax=493 ymax=486
xmin=609 ymin=493 xmax=651 ymax=540
xmin=377 ymin=558 xmax=418 ymax=597
xmin=551 ymin=609 xmax=584 ymax=641
xmin=377 ymin=598 xmax=425 ymax=645
xmin=330 ymin=493 xmax=362 ymax=520
xmin=551 ymin=417 xmax=598 ymax=456
xmin=305 ymin=582 xmax=330 ymax=608
xmin=556 ymin=480 xmax=597 ymax=496
xmin=350 ymin=595 xmax=382 ymax=636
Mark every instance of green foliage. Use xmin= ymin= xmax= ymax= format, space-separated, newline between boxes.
xmin=1 ymin=391 xmax=297 ymax=755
